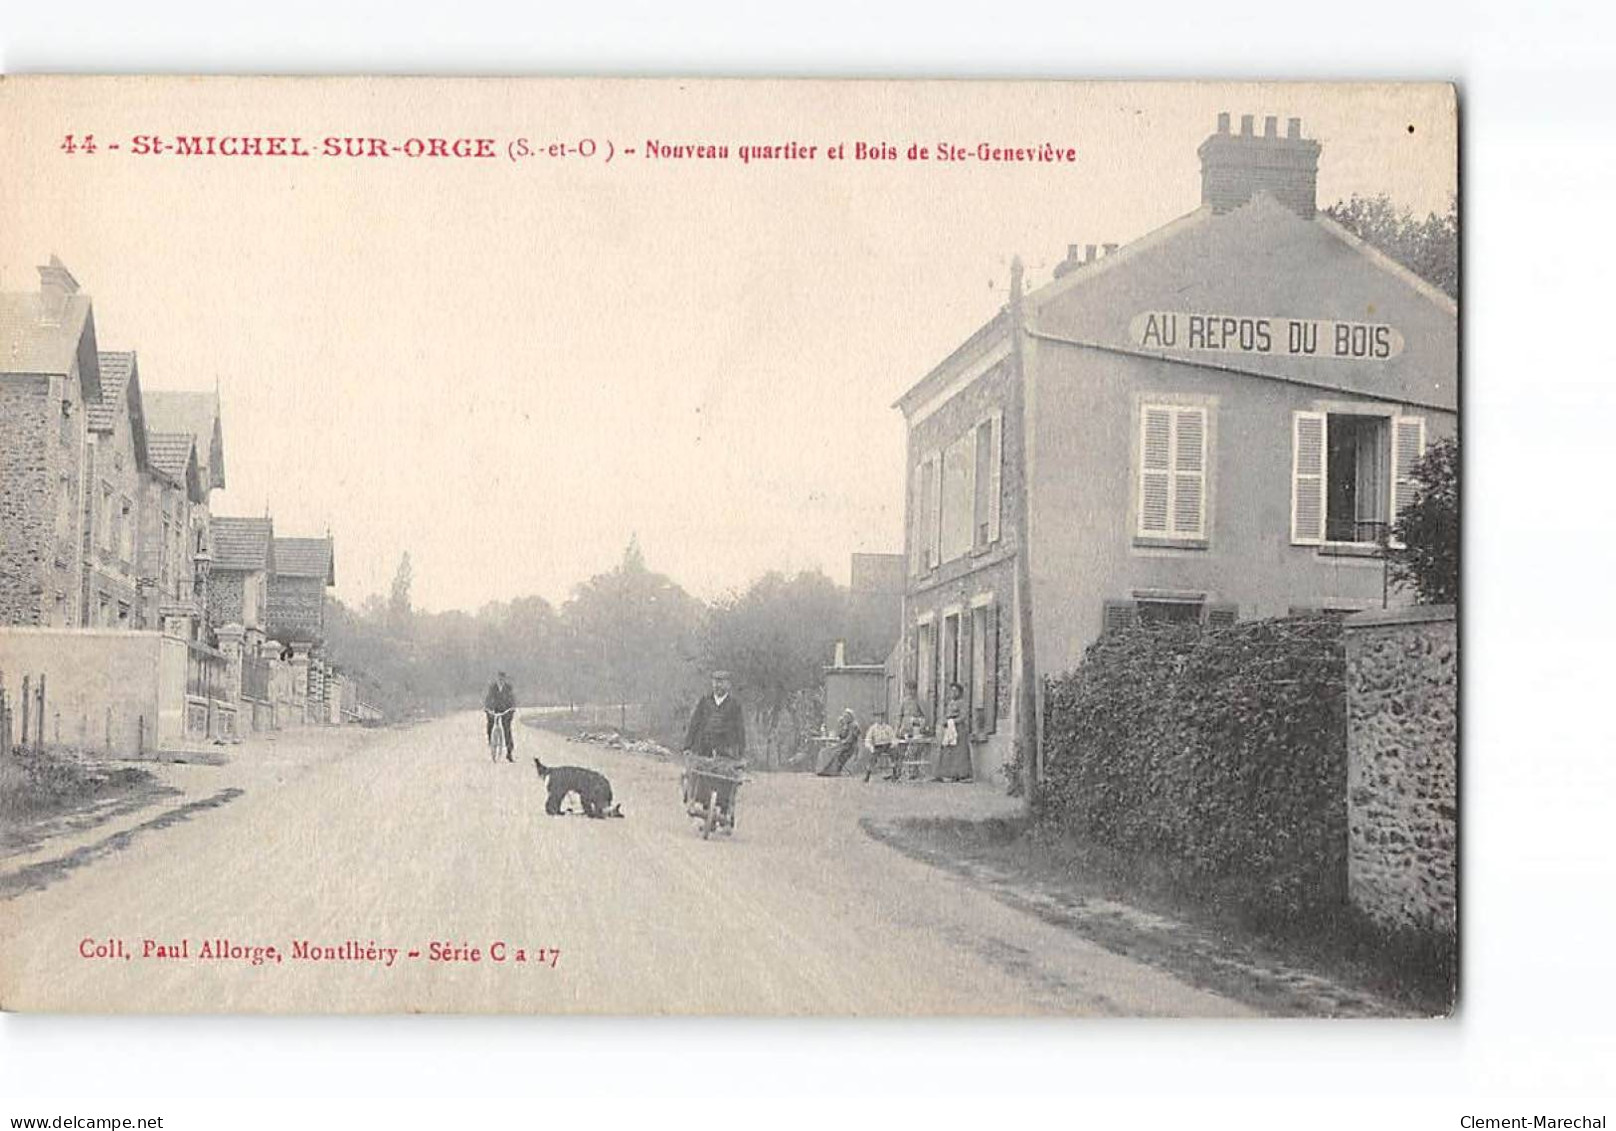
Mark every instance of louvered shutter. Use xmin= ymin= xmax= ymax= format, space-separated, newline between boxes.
xmin=909 ymin=461 xmax=923 ymax=575
xmin=1139 ymin=407 xmax=1172 ymax=536
xmin=1102 ymin=599 xmax=1138 ymax=635
xmin=988 ymin=409 xmax=1004 ymax=543
xmin=1292 ymin=412 xmax=1327 ymax=544
xmin=926 ymin=451 xmax=942 ymax=570
xmin=1173 ymin=408 xmax=1206 ymax=537
xmin=985 ymin=603 xmax=999 ymax=731
xmin=1391 ymin=417 xmax=1427 ymax=519
xmin=1207 ymin=602 xmax=1238 ymax=628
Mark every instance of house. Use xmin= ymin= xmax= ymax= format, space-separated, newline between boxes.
xmin=894 ymin=113 xmax=1458 ymax=787
xmin=142 ymin=388 xmax=226 ymax=635
xmin=0 ymin=257 xmax=102 ymax=629
xmin=267 ymin=537 xmax=335 ymax=646
xmin=83 ymin=351 xmax=152 ymax=630
xmin=140 ymin=429 xmax=208 ymax=634
xmin=207 ymin=516 xmax=275 ymax=641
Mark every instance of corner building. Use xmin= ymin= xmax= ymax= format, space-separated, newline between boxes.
xmin=896 ymin=113 xmax=1458 ymax=786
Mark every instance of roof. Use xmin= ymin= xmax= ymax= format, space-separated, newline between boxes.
xmin=87 ymin=351 xmax=134 ymax=431
xmin=210 ymin=516 xmax=275 ymax=572
xmin=1024 ymin=195 xmax=1458 ymax=411
xmin=0 ymin=291 xmax=101 ymax=400
xmin=144 ymin=390 xmax=225 ymax=490
xmin=146 ymin=431 xmax=206 ymax=503
xmin=272 ymin=538 xmax=335 ymax=585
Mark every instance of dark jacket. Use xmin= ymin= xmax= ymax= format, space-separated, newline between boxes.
xmin=685 ymin=693 xmax=746 ymax=758
xmin=484 ymin=679 xmax=516 ymax=713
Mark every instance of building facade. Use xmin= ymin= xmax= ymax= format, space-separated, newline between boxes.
xmin=0 ymin=258 xmax=103 ymax=629
xmin=83 ymin=351 xmax=151 ymax=630
xmin=896 ymin=113 xmax=1459 ymax=786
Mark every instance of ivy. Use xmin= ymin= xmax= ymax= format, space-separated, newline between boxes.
xmin=1038 ymin=616 xmax=1348 ymax=920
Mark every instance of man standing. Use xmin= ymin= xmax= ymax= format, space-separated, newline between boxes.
xmin=483 ymin=670 xmax=516 ymax=762
xmin=683 ymin=670 xmax=747 ymax=820
xmin=684 ymin=670 xmax=746 ymax=761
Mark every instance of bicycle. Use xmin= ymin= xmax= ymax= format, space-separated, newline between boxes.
xmin=486 ymin=708 xmax=515 ymax=763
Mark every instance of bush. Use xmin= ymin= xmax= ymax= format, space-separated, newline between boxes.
xmin=1038 ymin=615 xmax=1347 ymax=921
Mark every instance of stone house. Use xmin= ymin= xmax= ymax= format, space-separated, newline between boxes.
xmin=142 ymin=389 xmax=226 ymax=635
xmin=895 ymin=113 xmax=1458 ymax=787
xmin=206 ymin=516 xmax=275 ymax=642
xmin=83 ymin=351 xmax=152 ymax=630
xmin=140 ymin=430 xmax=207 ymax=634
xmin=267 ymin=537 xmax=335 ymax=646
xmin=0 ymin=257 xmax=103 ymax=629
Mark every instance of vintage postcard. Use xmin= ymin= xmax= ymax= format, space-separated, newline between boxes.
xmin=0 ymin=77 xmax=1457 ymax=1016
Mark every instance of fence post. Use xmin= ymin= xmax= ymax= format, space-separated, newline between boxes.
xmin=36 ymin=673 xmax=47 ymax=753
xmin=20 ymin=675 xmax=30 ymax=752
xmin=106 ymin=706 xmax=113 ymax=754
xmin=138 ymin=714 xmax=146 ymax=760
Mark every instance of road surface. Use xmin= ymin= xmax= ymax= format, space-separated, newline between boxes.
xmin=0 ymin=714 xmax=1254 ymax=1016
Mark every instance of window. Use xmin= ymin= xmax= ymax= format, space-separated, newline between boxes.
xmin=119 ymin=497 xmax=133 ymax=562
xmin=940 ymin=436 xmax=975 ymax=563
xmin=916 ymin=620 xmax=936 ymax=718
xmin=1292 ymin=412 xmax=1426 ymax=545
xmin=942 ymin=612 xmax=961 ymax=694
xmin=973 ymin=412 xmax=1003 ymax=550
xmin=1102 ymin=597 xmax=1237 ymax=635
xmin=912 ymin=454 xmax=940 ymax=574
xmin=1137 ymin=404 xmax=1207 ymax=541
xmin=969 ymin=600 xmax=1000 ymax=734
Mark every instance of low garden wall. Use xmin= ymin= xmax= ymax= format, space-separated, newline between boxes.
xmin=1343 ymin=606 xmax=1457 ymax=937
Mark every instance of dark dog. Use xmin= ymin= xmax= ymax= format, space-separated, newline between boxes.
xmin=533 ymin=757 xmax=623 ymax=818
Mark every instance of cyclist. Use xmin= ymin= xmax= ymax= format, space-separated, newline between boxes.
xmin=483 ymin=670 xmax=516 ymax=762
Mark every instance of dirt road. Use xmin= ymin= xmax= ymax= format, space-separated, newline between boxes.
xmin=0 ymin=715 xmax=1255 ymax=1015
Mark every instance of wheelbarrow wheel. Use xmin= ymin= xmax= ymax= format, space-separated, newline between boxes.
xmin=702 ymin=789 xmax=719 ymax=839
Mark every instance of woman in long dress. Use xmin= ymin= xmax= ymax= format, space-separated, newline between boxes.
xmin=933 ymin=683 xmax=973 ymax=782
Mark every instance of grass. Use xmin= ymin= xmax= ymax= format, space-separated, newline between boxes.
xmin=882 ymin=815 xmax=1456 ymax=1017
xmin=0 ymin=745 xmax=160 ymax=828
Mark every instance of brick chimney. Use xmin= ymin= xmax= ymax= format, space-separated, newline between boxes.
xmin=37 ymin=255 xmax=79 ymax=324
xmin=1197 ymin=112 xmax=1322 ymax=218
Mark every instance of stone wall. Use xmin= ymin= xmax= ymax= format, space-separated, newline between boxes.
xmin=1 ymin=376 xmax=82 ymax=628
xmin=1344 ymin=605 xmax=1457 ymax=937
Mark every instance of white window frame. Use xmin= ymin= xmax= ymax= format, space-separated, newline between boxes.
xmin=1292 ymin=408 xmax=1427 ymax=548
xmin=1137 ymin=403 xmax=1208 ymax=541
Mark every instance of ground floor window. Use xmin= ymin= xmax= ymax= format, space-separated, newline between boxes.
xmin=1103 ymin=596 xmax=1238 ymax=635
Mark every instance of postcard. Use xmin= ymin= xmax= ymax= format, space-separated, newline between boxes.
xmin=0 ymin=77 xmax=1457 ymax=1016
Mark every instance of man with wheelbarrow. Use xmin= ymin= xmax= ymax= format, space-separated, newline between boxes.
xmin=682 ymin=670 xmax=747 ymax=826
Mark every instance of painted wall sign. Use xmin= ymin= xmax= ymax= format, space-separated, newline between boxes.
xmin=1128 ymin=311 xmax=1405 ymax=360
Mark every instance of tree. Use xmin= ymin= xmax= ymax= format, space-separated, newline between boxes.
xmin=1325 ymin=194 xmax=1458 ymax=300
xmin=561 ymin=540 xmax=702 ymax=733
xmin=387 ymin=551 xmax=414 ymax=630
xmin=1388 ymin=436 xmax=1459 ymax=605
xmin=702 ymin=570 xmax=849 ymax=764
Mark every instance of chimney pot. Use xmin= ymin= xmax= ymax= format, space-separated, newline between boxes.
xmin=1217 ymin=112 xmax=1230 ymax=134
xmin=1067 ymin=243 xmax=1080 ymax=260
xmin=1287 ymin=117 xmax=1302 ymax=139
xmin=1264 ymin=115 xmax=1278 ymax=138
xmin=1103 ymin=242 xmax=1119 ymax=256
xmin=1084 ymin=244 xmax=1097 ymax=264
xmin=1240 ymin=114 xmax=1254 ymax=136
xmin=1198 ymin=112 xmax=1321 ymax=218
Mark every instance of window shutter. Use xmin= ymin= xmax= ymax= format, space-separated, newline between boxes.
xmin=1391 ymin=416 xmax=1427 ymax=520
xmin=926 ymin=451 xmax=942 ymax=569
xmin=1102 ymin=599 xmax=1138 ymax=635
xmin=1138 ymin=407 xmax=1172 ymax=535
xmin=909 ymin=461 xmax=923 ymax=575
xmin=1292 ymin=412 xmax=1327 ymax=544
xmin=1206 ymin=602 xmax=1238 ymax=628
xmin=985 ymin=602 xmax=999 ymax=731
xmin=989 ymin=409 xmax=1004 ymax=543
xmin=1172 ymin=408 xmax=1206 ymax=537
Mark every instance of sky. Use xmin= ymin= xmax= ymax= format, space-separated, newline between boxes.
xmin=1 ymin=79 xmax=1456 ymax=613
